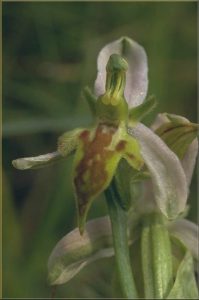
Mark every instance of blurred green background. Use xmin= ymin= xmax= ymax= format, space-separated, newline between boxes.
xmin=2 ymin=2 xmax=197 ymax=298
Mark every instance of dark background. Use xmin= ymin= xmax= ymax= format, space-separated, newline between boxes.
xmin=2 ymin=2 xmax=197 ymax=298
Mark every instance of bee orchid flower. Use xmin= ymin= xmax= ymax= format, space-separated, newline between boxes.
xmin=12 ymin=37 xmax=198 ymax=298
xmin=12 ymin=37 xmax=191 ymax=236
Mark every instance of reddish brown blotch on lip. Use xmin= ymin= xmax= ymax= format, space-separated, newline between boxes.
xmin=74 ymin=124 xmax=118 ymax=217
xmin=116 ymin=140 xmax=127 ymax=152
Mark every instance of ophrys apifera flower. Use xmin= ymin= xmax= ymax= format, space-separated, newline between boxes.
xmin=13 ymin=37 xmax=190 ymax=235
xmin=12 ymin=37 xmax=198 ymax=299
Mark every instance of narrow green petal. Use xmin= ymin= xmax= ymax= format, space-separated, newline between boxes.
xmin=82 ymin=86 xmax=97 ymax=116
xmin=12 ymin=151 xmax=63 ymax=170
xmin=47 ymin=217 xmax=113 ymax=285
xmin=167 ymin=251 xmax=198 ymax=299
xmin=129 ymin=95 xmax=157 ymax=125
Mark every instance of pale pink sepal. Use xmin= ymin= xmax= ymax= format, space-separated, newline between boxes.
xmin=129 ymin=123 xmax=188 ymax=219
xmin=95 ymin=37 xmax=148 ymax=108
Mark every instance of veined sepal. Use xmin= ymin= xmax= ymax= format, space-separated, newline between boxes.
xmin=154 ymin=116 xmax=198 ymax=160
xmin=152 ymin=113 xmax=198 ymax=187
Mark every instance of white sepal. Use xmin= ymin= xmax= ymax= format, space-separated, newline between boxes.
xmin=129 ymin=123 xmax=188 ymax=219
xmin=95 ymin=37 xmax=148 ymax=108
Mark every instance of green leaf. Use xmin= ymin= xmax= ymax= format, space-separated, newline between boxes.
xmin=167 ymin=251 xmax=198 ymax=299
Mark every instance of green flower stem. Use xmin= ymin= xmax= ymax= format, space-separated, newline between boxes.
xmin=105 ymin=181 xmax=138 ymax=299
xmin=141 ymin=213 xmax=173 ymax=299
